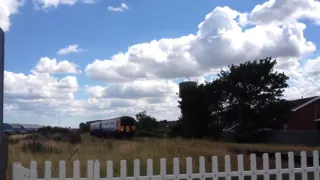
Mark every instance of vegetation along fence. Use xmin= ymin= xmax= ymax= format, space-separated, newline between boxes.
xmin=268 ymin=131 xmax=320 ymax=147
xmin=12 ymin=151 xmax=320 ymax=180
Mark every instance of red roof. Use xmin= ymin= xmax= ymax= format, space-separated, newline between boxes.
xmin=290 ymin=96 xmax=320 ymax=111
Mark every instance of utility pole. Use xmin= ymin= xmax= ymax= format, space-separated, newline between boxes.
xmin=57 ymin=112 xmax=61 ymax=127
xmin=0 ymin=27 xmax=8 ymax=180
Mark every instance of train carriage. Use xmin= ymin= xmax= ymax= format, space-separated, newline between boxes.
xmin=90 ymin=121 xmax=102 ymax=136
xmin=89 ymin=116 xmax=136 ymax=139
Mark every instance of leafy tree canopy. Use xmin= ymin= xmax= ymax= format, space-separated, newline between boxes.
xmin=177 ymin=57 xmax=293 ymax=139
xmin=212 ymin=57 xmax=292 ymax=131
xmin=135 ymin=111 xmax=158 ymax=131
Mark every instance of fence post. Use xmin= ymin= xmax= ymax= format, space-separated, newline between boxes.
xmin=12 ymin=163 xmax=18 ymax=180
xmin=13 ymin=163 xmax=24 ymax=180
xmin=0 ymin=27 xmax=8 ymax=180
xmin=94 ymin=160 xmax=100 ymax=180
xmin=0 ymin=134 xmax=8 ymax=180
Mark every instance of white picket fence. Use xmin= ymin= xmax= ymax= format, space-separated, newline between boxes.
xmin=12 ymin=151 xmax=320 ymax=180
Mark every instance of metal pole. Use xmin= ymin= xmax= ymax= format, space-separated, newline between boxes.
xmin=0 ymin=27 xmax=6 ymax=180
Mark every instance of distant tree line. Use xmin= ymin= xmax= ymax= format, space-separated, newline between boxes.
xmin=36 ymin=126 xmax=82 ymax=144
xmin=77 ymin=57 xmax=294 ymax=143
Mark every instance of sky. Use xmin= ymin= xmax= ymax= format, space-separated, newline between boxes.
xmin=1 ymin=0 xmax=320 ymax=128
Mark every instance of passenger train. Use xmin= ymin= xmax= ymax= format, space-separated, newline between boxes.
xmin=90 ymin=116 xmax=136 ymax=138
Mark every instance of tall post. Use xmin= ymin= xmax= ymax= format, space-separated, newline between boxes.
xmin=0 ymin=27 xmax=8 ymax=180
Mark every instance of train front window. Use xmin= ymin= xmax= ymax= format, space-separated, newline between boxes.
xmin=120 ymin=118 xmax=135 ymax=126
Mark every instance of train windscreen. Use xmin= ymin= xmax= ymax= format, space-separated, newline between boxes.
xmin=120 ymin=116 xmax=135 ymax=126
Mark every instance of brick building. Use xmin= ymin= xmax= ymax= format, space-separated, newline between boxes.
xmin=288 ymin=96 xmax=320 ymax=130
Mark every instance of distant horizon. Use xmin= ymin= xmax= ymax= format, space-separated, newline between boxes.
xmin=4 ymin=118 xmax=179 ymax=129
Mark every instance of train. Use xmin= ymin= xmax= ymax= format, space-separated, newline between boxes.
xmin=89 ymin=116 xmax=136 ymax=138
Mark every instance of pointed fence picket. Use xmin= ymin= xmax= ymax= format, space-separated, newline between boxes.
xmin=12 ymin=150 xmax=320 ymax=180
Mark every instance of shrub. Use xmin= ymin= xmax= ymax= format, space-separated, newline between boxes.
xmin=52 ymin=133 xmax=65 ymax=141
xmin=23 ymin=134 xmax=42 ymax=141
xmin=68 ymin=131 xmax=82 ymax=144
xmin=106 ymin=140 xmax=114 ymax=149
xmin=79 ymin=122 xmax=90 ymax=133
xmin=207 ymin=124 xmax=223 ymax=140
xmin=8 ymin=138 xmax=20 ymax=144
xmin=37 ymin=126 xmax=71 ymax=135
xmin=21 ymin=140 xmax=60 ymax=153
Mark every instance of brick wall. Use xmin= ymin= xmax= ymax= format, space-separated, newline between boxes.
xmin=289 ymin=99 xmax=320 ymax=130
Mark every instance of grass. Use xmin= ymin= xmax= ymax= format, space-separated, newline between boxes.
xmin=7 ymin=134 xmax=320 ymax=180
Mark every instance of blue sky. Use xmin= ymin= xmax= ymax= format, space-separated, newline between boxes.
xmin=2 ymin=0 xmax=320 ymax=127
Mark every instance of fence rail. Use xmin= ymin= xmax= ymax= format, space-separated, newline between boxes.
xmin=13 ymin=151 xmax=320 ymax=180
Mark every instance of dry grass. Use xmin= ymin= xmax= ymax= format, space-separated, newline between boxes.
xmin=6 ymin=134 xmax=320 ymax=179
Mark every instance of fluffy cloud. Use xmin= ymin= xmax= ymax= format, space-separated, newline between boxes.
xmin=85 ymin=80 xmax=179 ymax=99
xmin=0 ymin=0 xmax=23 ymax=32
xmin=4 ymin=57 xmax=82 ymax=118
xmin=86 ymin=5 xmax=317 ymax=83
xmin=107 ymin=3 xmax=129 ymax=12
xmin=57 ymin=44 xmax=84 ymax=55
xmin=33 ymin=57 xmax=80 ymax=74
xmin=4 ymin=57 xmax=180 ymax=122
xmin=4 ymin=71 xmax=80 ymax=115
xmin=83 ymin=94 xmax=180 ymax=121
xmin=33 ymin=0 xmax=97 ymax=9
xmin=244 ymin=0 xmax=320 ymax=26
xmin=83 ymin=79 xmax=180 ymax=120
xmin=82 ymin=0 xmax=98 ymax=4
xmin=281 ymin=57 xmax=320 ymax=99
xmin=0 ymin=0 xmax=98 ymax=31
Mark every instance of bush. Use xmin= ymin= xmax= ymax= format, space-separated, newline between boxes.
xmin=106 ymin=140 xmax=114 ymax=149
xmin=207 ymin=124 xmax=223 ymax=140
xmin=168 ymin=122 xmax=183 ymax=138
xmin=37 ymin=126 xmax=71 ymax=135
xmin=135 ymin=129 xmax=166 ymax=138
xmin=23 ymin=134 xmax=42 ymax=141
xmin=21 ymin=140 xmax=60 ymax=153
xmin=68 ymin=131 xmax=82 ymax=144
xmin=79 ymin=122 xmax=90 ymax=133
xmin=237 ymin=129 xmax=271 ymax=143
xmin=52 ymin=133 xmax=65 ymax=141
xmin=8 ymin=138 xmax=20 ymax=144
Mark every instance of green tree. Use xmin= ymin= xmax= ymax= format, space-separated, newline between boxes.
xmin=168 ymin=117 xmax=184 ymax=138
xmin=176 ymin=57 xmax=292 ymax=141
xmin=135 ymin=111 xmax=158 ymax=132
xmin=178 ymin=83 xmax=212 ymax=138
xmin=79 ymin=122 xmax=90 ymax=133
xmin=211 ymin=57 xmax=292 ymax=138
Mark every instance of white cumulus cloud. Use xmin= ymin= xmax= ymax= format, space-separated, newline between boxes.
xmin=33 ymin=0 xmax=98 ymax=10
xmin=33 ymin=57 xmax=80 ymax=74
xmin=0 ymin=0 xmax=23 ymax=32
xmin=86 ymin=5 xmax=317 ymax=83
xmin=107 ymin=3 xmax=129 ymax=12
xmin=57 ymin=44 xmax=84 ymax=55
xmin=85 ymin=79 xmax=179 ymax=99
